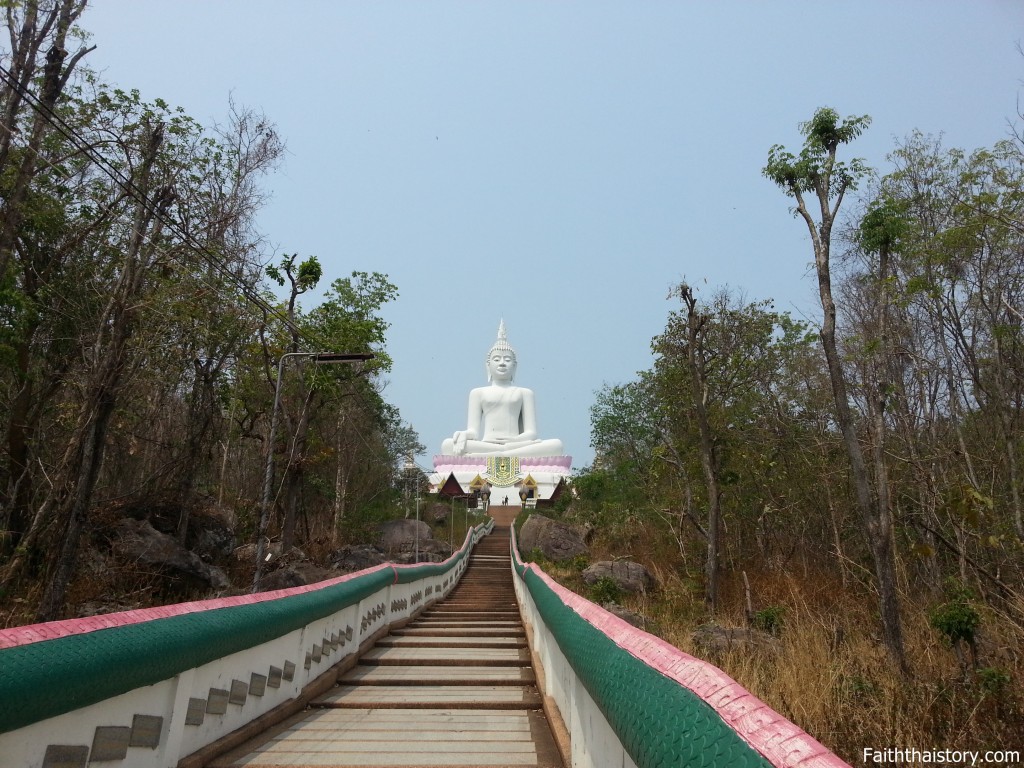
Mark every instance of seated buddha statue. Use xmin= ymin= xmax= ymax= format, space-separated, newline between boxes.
xmin=441 ymin=321 xmax=564 ymax=458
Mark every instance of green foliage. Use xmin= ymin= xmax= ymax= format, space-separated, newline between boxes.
xmin=843 ymin=674 xmax=879 ymax=702
xmin=802 ymin=107 xmax=871 ymax=150
xmin=763 ymin=106 xmax=872 ymax=199
xmin=525 ymin=547 xmax=547 ymax=565
xmin=568 ymin=554 xmax=590 ymax=571
xmin=929 ymin=585 xmax=981 ymax=646
xmin=552 ymin=486 xmax=573 ymax=515
xmin=588 ymin=576 xmax=623 ymax=605
xmin=266 ymin=253 xmax=322 ymax=293
xmin=589 ymin=379 xmax=660 ymax=476
xmin=859 ymin=195 xmax=910 ymax=254
xmin=752 ymin=605 xmax=786 ymax=636
xmin=343 ymin=494 xmax=404 ymax=543
xmin=307 ymin=271 xmax=399 ymax=374
xmin=976 ymin=666 xmax=1011 ymax=697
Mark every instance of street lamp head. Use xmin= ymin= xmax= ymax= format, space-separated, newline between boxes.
xmin=313 ymin=352 xmax=375 ymax=364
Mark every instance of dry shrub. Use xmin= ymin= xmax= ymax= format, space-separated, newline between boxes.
xmin=565 ymin=543 xmax=1024 ymax=764
xmin=676 ymin=573 xmax=1022 ymax=761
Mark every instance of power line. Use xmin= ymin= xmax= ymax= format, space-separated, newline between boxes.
xmin=0 ymin=63 xmax=328 ymax=351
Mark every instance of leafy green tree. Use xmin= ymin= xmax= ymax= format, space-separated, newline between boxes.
xmin=651 ymin=285 xmax=791 ymax=610
xmin=764 ymin=107 xmax=908 ymax=671
xmin=0 ymin=0 xmax=92 ymax=281
xmin=253 ymin=265 xmax=400 ymax=559
xmin=855 ymin=133 xmax=1024 ymax=595
xmin=0 ymin=78 xmax=284 ymax=617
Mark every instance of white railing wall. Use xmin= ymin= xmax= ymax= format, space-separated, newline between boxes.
xmin=0 ymin=517 xmax=492 ymax=768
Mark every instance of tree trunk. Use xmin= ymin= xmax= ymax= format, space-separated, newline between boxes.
xmin=0 ymin=0 xmax=91 ymax=280
xmin=332 ymin=409 xmax=349 ymax=547
xmin=679 ymin=286 xmax=724 ymax=612
xmin=281 ymin=394 xmax=312 ymax=552
xmin=174 ymin=360 xmax=222 ymax=542
xmin=0 ymin=0 xmax=90 ymax=545
xmin=3 ymin=341 xmax=34 ymax=550
xmin=32 ymin=124 xmax=169 ymax=620
xmin=793 ymin=185 xmax=908 ymax=673
xmin=35 ymin=382 xmax=118 ymax=620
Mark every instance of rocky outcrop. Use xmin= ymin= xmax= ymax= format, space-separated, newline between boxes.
xmin=330 ymin=544 xmax=388 ymax=572
xmin=427 ymin=503 xmax=450 ymax=525
xmin=518 ymin=514 xmax=588 ymax=562
xmin=112 ymin=518 xmax=230 ymax=592
xmin=120 ymin=496 xmax=238 ymax=561
xmin=377 ymin=519 xmax=452 ymax=561
xmin=260 ymin=561 xmax=330 ymax=591
xmin=691 ymin=624 xmax=780 ymax=655
xmin=582 ymin=560 xmax=656 ymax=594
xmin=379 ymin=519 xmax=433 ymax=552
xmin=187 ymin=505 xmax=238 ymax=562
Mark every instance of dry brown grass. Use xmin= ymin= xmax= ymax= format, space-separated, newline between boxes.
xmin=626 ymin=573 xmax=1024 ymax=763
xmin=547 ymin=516 xmax=1024 ymax=765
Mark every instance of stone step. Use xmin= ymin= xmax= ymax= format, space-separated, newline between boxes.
xmin=377 ymin=636 xmax=527 ymax=648
xmin=208 ymin=522 xmax=564 ymax=768
xmin=413 ymin=620 xmax=522 ymax=627
xmin=341 ymin=665 xmax=535 ymax=685
xmin=391 ymin=628 xmax=525 ymax=638
xmin=419 ymin=618 xmax=524 ymax=622
xmin=315 ymin=685 xmax=543 ymax=709
xmin=209 ymin=708 xmax=561 ymax=768
xmin=361 ymin=647 xmax=530 ymax=666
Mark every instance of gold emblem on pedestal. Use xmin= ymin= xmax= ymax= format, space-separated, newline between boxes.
xmin=486 ymin=456 xmax=521 ymax=487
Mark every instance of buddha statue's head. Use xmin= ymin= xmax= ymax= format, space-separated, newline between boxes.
xmin=486 ymin=320 xmax=517 ymax=383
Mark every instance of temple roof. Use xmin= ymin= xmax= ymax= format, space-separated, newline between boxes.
xmin=435 ymin=473 xmax=466 ymax=498
xmin=537 ymin=477 xmax=568 ymax=508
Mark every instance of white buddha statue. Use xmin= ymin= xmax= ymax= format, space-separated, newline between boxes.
xmin=441 ymin=321 xmax=564 ymax=458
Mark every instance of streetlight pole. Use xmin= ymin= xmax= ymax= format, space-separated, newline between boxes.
xmin=252 ymin=351 xmax=373 ymax=592
xmin=415 ymin=491 xmax=420 ymax=564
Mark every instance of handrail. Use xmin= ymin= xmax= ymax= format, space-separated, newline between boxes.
xmin=0 ymin=566 xmax=395 ymax=733
xmin=0 ymin=515 xmax=494 ymax=768
xmin=510 ymin=523 xmax=849 ymax=768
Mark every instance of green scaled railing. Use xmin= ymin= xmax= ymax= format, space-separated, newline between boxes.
xmin=512 ymin=534 xmax=772 ymax=768
xmin=0 ymin=515 xmax=494 ymax=735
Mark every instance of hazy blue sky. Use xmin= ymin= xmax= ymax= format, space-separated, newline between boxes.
xmin=77 ymin=1 xmax=1022 ymax=469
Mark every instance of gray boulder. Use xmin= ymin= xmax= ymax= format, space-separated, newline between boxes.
xmin=186 ymin=504 xmax=238 ymax=562
xmin=427 ymin=503 xmax=449 ymax=525
xmin=119 ymin=497 xmax=237 ymax=562
xmin=691 ymin=624 xmax=780 ymax=655
xmin=582 ymin=560 xmax=656 ymax=594
xmin=260 ymin=561 xmax=330 ymax=591
xmin=113 ymin=518 xmax=230 ymax=591
xmin=231 ymin=540 xmax=290 ymax=564
xmin=379 ymin=519 xmax=434 ymax=553
xmin=518 ymin=514 xmax=588 ymax=562
xmin=330 ymin=544 xmax=388 ymax=573
xmin=399 ymin=537 xmax=453 ymax=562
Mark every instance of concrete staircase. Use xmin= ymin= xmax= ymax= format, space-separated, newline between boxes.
xmin=212 ymin=511 xmax=563 ymax=767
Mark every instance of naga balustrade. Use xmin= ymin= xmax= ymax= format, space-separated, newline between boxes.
xmin=511 ymin=525 xmax=851 ymax=768
xmin=0 ymin=517 xmax=494 ymax=768
xmin=2 ymin=514 xmax=851 ymax=768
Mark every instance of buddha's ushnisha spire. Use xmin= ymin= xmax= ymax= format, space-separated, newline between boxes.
xmin=487 ymin=319 xmax=516 ymax=363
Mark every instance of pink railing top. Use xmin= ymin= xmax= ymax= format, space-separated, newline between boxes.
xmin=513 ymin=536 xmax=849 ymax=768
